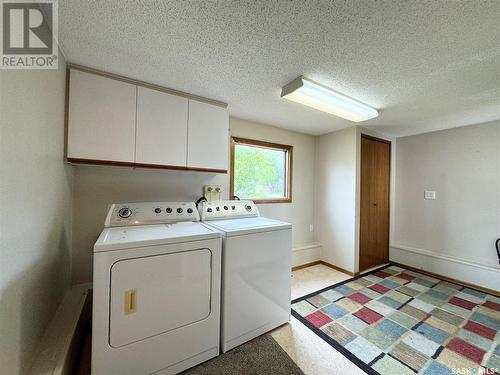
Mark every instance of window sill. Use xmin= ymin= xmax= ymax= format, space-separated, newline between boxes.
xmin=249 ymin=198 xmax=292 ymax=204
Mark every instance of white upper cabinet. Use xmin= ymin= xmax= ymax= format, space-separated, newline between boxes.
xmin=136 ymin=87 xmax=188 ymax=167
xmin=66 ymin=68 xmax=229 ymax=172
xmin=67 ymin=70 xmax=137 ymax=162
xmin=187 ymin=100 xmax=229 ymax=171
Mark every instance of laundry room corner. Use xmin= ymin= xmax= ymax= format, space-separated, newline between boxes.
xmin=230 ymin=117 xmax=320 ymax=267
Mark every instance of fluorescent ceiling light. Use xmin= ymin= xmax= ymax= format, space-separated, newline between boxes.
xmin=281 ymin=76 xmax=378 ymax=122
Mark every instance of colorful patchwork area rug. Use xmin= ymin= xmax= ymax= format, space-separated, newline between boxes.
xmin=291 ymin=265 xmax=500 ymax=375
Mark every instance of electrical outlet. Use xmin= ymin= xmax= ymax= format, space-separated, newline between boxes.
xmin=424 ymin=190 xmax=436 ymax=200
xmin=204 ymin=185 xmax=222 ymax=201
xmin=309 ymin=224 xmax=314 ymax=232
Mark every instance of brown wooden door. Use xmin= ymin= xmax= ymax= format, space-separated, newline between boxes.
xmin=359 ymin=135 xmax=391 ymax=271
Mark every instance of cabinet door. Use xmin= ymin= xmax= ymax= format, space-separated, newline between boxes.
xmin=67 ymin=70 xmax=136 ymax=162
xmin=136 ymin=87 xmax=188 ymax=167
xmin=187 ymin=100 xmax=229 ymax=171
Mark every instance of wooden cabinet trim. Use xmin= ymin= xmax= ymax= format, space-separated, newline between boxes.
xmin=66 ymin=158 xmax=227 ymax=174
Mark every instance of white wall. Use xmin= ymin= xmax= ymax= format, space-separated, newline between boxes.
xmin=71 ymin=117 xmax=317 ymax=284
xmin=391 ymin=121 xmax=500 ymax=290
xmin=71 ymin=167 xmax=227 ymax=284
xmin=315 ymin=127 xmax=358 ymax=272
xmin=0 ymin=58 xmax=73 ymax=373
xmin=315 ymin=126 xmax=394 ymax=274
xmin=230 ymin=118 xmax=319 ymax=266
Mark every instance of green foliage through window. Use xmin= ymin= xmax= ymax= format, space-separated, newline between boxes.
xmin=233 ymin=143 xmax=288 ymax=200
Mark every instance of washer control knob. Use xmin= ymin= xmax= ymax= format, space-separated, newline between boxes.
xmin=154 ymin=208 xmax=161 ymax=214
xmin=245 ymin=205 xmax=252 ymax=211
xmin=166 ymin=207 xmax=172 ymax=213
xmin=231 ymin=205 xmax=236 ymax=210
xmin=223 ymin=205 xmax=228 ymax=210
xmin=177 ymin=208 xmax=183 ymax=214
xmin=207 ymin=208 xmax=212 ymax=213
xmin=187 ymin=208 xmax=193 ymax=214
xmin=118 ymin=207 xmax=132 ymax=218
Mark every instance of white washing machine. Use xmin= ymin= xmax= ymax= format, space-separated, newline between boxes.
xmin=198 ymin=200 xmax=292 ymax=353
xmin=92 ymin=202 xmax=221 ymax=375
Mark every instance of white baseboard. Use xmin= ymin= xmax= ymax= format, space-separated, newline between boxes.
xmin=292 ymin=242 xmax=321 ymax=267
xmin=390 ymin=244 xmax=500 ymax=291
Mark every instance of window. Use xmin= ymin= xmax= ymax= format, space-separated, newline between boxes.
xmin=230 ymin=137 xmax=292 ymax=203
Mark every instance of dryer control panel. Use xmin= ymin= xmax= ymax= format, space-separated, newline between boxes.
xmin=199 ymin=200 xmax=259 ymax=221
xmin=104 ymin=202 xmax=200 ymax=227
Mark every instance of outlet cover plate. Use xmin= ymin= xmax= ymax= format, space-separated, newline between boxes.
xmin=424 ymin=190 xmax=436 ymax=200
xmin=204 ymin=185 xmax=222 ymax=201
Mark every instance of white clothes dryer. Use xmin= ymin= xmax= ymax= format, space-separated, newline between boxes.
xmin=92 ymin=202 xmax=221 ymax=375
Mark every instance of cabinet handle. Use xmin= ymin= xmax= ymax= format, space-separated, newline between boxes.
xmin=124 ymin=289 xmax=137 ymax=315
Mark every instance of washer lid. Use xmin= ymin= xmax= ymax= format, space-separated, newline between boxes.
xmin=94 ymin=222 xmax=220 ymax=252
xmin=206 ymin=217 xmax=291 ymax=236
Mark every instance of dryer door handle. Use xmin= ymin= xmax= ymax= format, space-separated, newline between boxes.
xmin=124 ymin=288 xmax=137 ymax=315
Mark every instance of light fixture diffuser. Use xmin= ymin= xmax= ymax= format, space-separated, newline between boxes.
xmin=281 ymin=76 xmax=378 ymax=122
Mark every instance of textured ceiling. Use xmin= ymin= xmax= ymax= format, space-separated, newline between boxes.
xmin=58 ymin=0 xmax=500 ymax=137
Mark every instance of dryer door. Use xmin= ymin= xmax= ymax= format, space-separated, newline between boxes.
xmin=109 ymin=248 xmax=212 ymax=347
